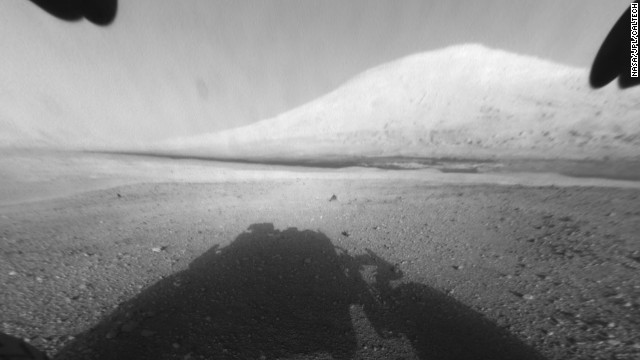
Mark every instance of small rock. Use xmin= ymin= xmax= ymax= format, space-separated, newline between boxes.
xmin=607 ymin=339 xmax=621 ymax=346
xmin=341 ymin=231 xmax=350 ymax=237
xmin=172 ymin=342 xmax=180 ymax=349
xmin=152 ymin=246 xmax=167 ymax=252
xmin=329 ymin=194 xmax=338 ymax=201
xmin=140 ymin=330 xmax=156 ymax=337
xmin=105 ymin=330 xmax=119 ymax=339
xmin=510 ymin=290 xmax=524 ymax=298
xmin=452 ymin=265 xmax=463 ymax=270
xmin=8 ymin=271 xmax=17 ymax=276
xmin=523 ymin=294 xmax=535 ymax=300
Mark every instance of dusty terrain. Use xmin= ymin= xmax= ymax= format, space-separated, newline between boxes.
xmin=1 ymin=150 xmax=639 ymax=360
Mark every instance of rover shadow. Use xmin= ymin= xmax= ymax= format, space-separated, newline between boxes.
xmin=55 ymin=223 xmax=545 ymax=360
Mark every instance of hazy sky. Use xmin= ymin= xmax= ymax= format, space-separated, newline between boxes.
xmin=0 ymin=0 xmax=633 ymax=143
xmin=141 ymin=0 xmax=629 ymax=123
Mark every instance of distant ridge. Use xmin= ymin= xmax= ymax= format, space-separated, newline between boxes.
xmin=158 ymin=44 xmax=640 ymax=162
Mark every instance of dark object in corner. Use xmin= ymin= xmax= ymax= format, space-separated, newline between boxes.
xmin=28 ymin=0 xmax=117 ymax=26
xmin=0 ymin=332 xmax=50 ymax=360
xmin=590 ymin=1 xmax=640 ymax=88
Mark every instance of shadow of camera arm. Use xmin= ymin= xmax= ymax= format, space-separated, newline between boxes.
xmin=334 ymin=246 xmax=403 ymax=290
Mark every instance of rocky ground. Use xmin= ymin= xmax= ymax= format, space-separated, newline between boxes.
xmin=1 ymin=151 xmax=639 ymax=360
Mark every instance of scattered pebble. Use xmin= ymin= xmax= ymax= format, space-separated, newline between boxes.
xmin=152 ymin=246 xmax=167 ymax=252
xmin=341 ymin=231 xmax=350 ymax=237
xmin=329 ymin=194 xmax=337 ymax=201
xmin=523 ymin=294 xmax=535 ymax=300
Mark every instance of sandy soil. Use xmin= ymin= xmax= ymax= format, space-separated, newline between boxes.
xmin=1 ymin=150 xmax=639 ymax=360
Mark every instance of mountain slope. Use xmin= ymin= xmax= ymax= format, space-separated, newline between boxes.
xmin=160 ymin=44 xmax=640 ymax=161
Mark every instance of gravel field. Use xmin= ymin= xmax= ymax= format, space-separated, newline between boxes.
xmin=1 ymin=151 xmax=639 ymax=359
